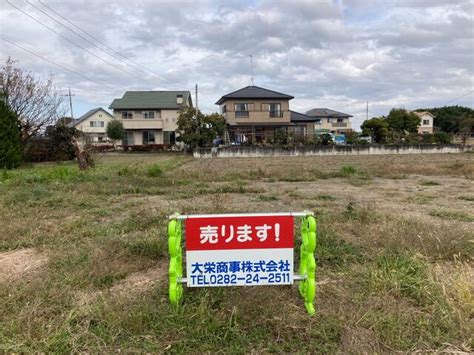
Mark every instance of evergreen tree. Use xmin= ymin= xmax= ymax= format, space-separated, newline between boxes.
xmin=0 ymin=96 xmax=22 ymax=169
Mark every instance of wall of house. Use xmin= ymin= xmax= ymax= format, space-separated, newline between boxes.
xmin=161 ymin=109 xmax=179 ymax=131
xmin=194 ymin=144 xmax=469 ymax=158
xmin=223 ymin=99 xmax=291 ymax=124
xmin=313 ymin=117 xmax=352 ymax=132
xmin=75 ymin=110 xmax=113 ymax=134
xmin=113 ymin=109 xmax=180 ymax=132
xmin=417 ymin=113 xmax=434 ymax=134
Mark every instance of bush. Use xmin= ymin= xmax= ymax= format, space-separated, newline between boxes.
xmin=122 ymin=144 xmax=169 ymax=152
xmin=91 ymin=144 xmax=114 ymax=153
xmin=0 ymin=97 xmax=22 ymax=169
xmin=433 ymin=132 xmax=452 ymax=144
xmin=23 ymin=125 xmax=76 ymax=162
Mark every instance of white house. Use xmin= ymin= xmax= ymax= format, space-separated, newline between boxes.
xmin=414 ymin=111 xmax=435 ymax=134
xmin=69 ymin=108 xmax=114 ymax=144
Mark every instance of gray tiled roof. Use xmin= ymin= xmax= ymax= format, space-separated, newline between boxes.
xmin=306 ymin=108 xmax=352 ymax=118
xmin=216 ymin=85 xmax=294 ymax=105
xmin=290 ymin=110 xmax=314 ymax=122
xmin=109 ymin=91 xmax=192 ymax=110
xmin=69 ymin=108 xmax=113 ymax=127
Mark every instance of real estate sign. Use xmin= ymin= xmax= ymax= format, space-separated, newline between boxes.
xmin=168 ymin=212 xmax=317 ymax=315
xmin=185 ymin=214 xmax=294 ymax=287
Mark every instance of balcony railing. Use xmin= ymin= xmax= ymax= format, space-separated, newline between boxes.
xmin=235 ymin=111 xmax=249 ymax=118
xmin=332 ymin=122 xmax=348 ymax=127
xmin=269 ymin=111 xmax=283 ymax=118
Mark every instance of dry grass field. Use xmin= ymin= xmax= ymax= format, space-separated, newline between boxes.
xmin=0 ymin=152 xmax=473 ymax=352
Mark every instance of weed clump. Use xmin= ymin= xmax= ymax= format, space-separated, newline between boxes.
xmin=147 ymin=164 xmax=163 ymax=177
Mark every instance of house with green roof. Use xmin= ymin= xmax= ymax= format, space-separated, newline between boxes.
xmin=109 ymin=91 xmax=192 ymax=146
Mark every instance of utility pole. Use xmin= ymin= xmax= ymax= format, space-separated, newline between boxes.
xmin=195 ymin=83 xmax=198 ymax=111
xmin=249 ymin=54 xmax=254 ymax=85
xmin=366 ymin=101 xmax=369 ymax=120
xmin=64 ymin=86 xmax=75 ymax=118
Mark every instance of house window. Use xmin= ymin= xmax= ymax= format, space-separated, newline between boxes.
xmin=423 ymin=119 xmax=429 ymax=125
xmin=221 ymin=105 xmax=227 ymax=114
xmin=235 ymin=103 xmax=249 ymax=117
xmin=122 ymin=111 xmax=133 ymax=119
xmin=123 ymin=131 xmax=134 ymax=145
xmin=142 ymin=130 xmax=155 ymax=144
xmin=89 ymin=121 xmax=104 ymax=127
xmin=97 ymin=134 xmax=105 ymax=142
xmin=99 ymin=114 xmax=102 ymax=118
xmin=262 ymin=103 xmax=282 ymax=117
xmin=337 ymin=118 xmax=344 ymax=123
xmin=143 ymin=111 xmax=155 ymax=119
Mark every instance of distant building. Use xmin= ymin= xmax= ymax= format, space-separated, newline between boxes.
xmin=414 ymin=111 xmax=435 ymax=134
xmin=291 ymin=108 xmax=352 ymax=135
xmin=69 ymin=108 xmax=114 ymax=145
xmin=109 ymin=91 xmax=192 ymax=146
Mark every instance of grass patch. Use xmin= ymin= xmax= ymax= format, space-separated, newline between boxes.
xmin=257 ymin=194 xmax=279 ymax=201
xmin=315 ymin=194 xmax=336 ymax=201
xmin=316 ymin=229 xmax=363 ymax=267
xmin=419 ymin=180 xmax=441 ymax=186
xmin=429 ymin=209 xmax=474 ymax=222
xmin=146 ymin=164 xmax=163 ymax=177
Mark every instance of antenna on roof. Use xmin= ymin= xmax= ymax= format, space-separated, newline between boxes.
xmin=249 ymin=54 xmax=255 ymax=85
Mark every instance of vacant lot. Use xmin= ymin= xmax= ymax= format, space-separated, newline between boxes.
xmin=0 ymin=152 xmax=473 ymax=353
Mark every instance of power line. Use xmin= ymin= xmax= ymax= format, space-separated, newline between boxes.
xmin=443 ymin=89 xmax=474 ymax=106
xmin=35 ymin=0 xmax=206 ymax=95
xmin=37 ymin=0 xmax=176 ymax=83
xmin=30 ymin=0 xmax=158 ymax=80
xmin=0 ymin=36 xmax=118 ymax=91
xmin=6 ymin=0 xmax=146 ymax=81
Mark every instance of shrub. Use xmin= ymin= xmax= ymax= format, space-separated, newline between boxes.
xmin=122 ymin=144 xmax=169 ymax=152
xmin=147 ymin=164 xmax=163 ymax=177
xmin=0 ymin=97 xmax=22 ymax=169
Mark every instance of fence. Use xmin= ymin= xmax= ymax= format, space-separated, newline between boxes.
xmin=194 ymin=144 xmax=470 ymax=158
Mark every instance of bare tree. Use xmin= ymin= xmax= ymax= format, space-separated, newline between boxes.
xmin=1 ymin=58 xmax=66 ymax=151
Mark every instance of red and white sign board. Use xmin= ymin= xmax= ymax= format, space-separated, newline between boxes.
xmin=185 ymin=214 xmax=294 ymax=287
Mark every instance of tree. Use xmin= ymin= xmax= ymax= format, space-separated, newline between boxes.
xmin=106 ymin=119 xmax=125 ymax=149
xmin=386 ymin=109 xmax=420 ymax=135
xmin=0 ymin=96 xmax=22 ymax=169
xmin=1 ymin=58 xmax=66 ymax=152
xmin=361 ymin=117 xmax=389 ymax=143
xmin=176 ymin=107 xmax=226 ymax=149
xmin=458 ymin=113 xmax=474 ymax=144
xmin=45 ymin=123 xmax=77 ymax=161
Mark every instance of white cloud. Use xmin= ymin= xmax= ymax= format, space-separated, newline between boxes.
xmin=0 ymin=0 xmax=472 ymax=129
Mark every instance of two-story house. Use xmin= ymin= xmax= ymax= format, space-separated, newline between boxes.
xmin=69 ymin=108 xmax=114 ymax=144
xmin=292 ymin=108 xmax=352 ymax=134
xmin=414 ymin=111 xmax=435 ymax=134
xmin=216 ymin=86 xmax=297 ymax=142
xmin=109 ymin=91 xmax=192 ymax=146
xmin=216 ymin=85 xmax=353 ymax=142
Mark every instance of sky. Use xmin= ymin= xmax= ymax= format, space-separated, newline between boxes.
xmin=1 ymin=0 xmax=473 ymax=130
